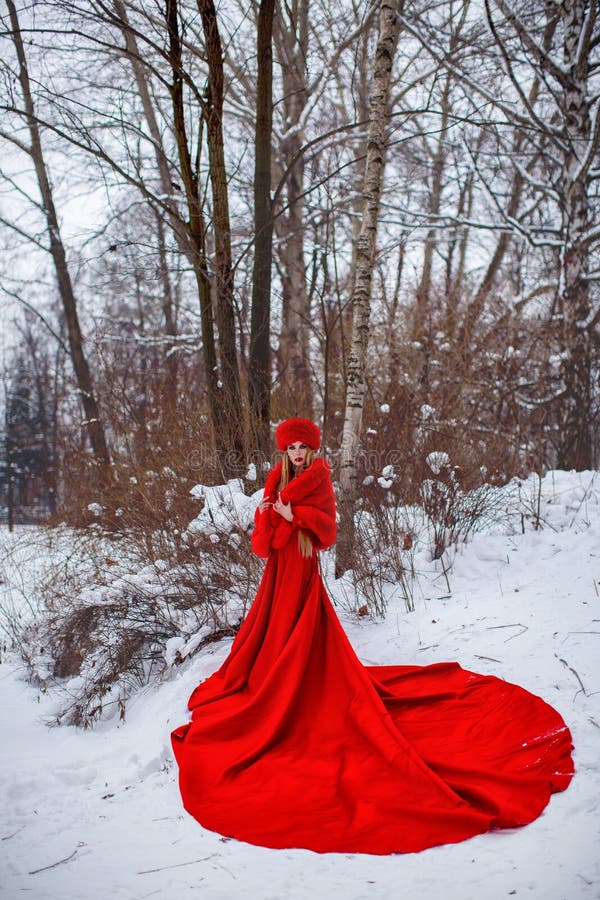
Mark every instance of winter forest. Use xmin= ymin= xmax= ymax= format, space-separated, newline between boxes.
xmin=1 ymin=0 xmax=599 ymax=514
xmin=0 ymin=0 xmax=599 ymax=896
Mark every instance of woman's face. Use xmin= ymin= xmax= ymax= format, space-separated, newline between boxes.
xmin=286 ymin=442 xmax=309 ymax=468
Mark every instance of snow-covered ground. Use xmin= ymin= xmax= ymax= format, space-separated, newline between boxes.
xmin=1 ymin=471 xmax=599 ymax=900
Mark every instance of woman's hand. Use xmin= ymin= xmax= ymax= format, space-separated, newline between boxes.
xmin=258 ymin=498 xmax=272 ymax=514
xmin=273 ymin=496 xmax=293 ymax=522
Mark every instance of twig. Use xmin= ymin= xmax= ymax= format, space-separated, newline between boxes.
xmin=439 ymin=555 xmax=452 ymax=594
xmin=2 ymin=824 xmax=25 ymax=841
xmin=474 ymin=654 xmax=502 ymax=663
xmin=137 ymin=854 xmax=217 ymax=875
xmin=504 ymin=624 xmax=528 ymax=642
xmin=212 ymin=860 xmax=237 ymax=879
xmin=568 ymin=475 xmax=596 ymax=528
xmin=29 ymin=849 xmax=78 ymax=875
xmin=557 ymin=656 xmax=587 ymax=697
xmin=486 ymin=623 xmax=529 ymax=641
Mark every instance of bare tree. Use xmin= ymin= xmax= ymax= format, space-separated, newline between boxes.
xmin=197 ymin=0 xmax=245 ymax=468
xmin=272 ymin=0 xmax=313 ymax=417
xmin=3 ymin=0 xmax=111 ymax=473
xmin=399 ymin=0 xmax=599 ymax=469
xmin=248 ymin=0 xmax=275 ymax=461
xmin=484 ymin=0 xmax=600 ymax=469
xmin=336 ymin=0 xmax=402 ymax=577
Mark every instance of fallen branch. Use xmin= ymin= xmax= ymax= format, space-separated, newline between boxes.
xmin=2 ymin=824 xmax=25 ymax=841
xmin=137 ymin=854 xmax=217 ymax=875
xmin=557 ymin=655 xmax=587 ymax=697
xmin=486 ymin=623 xmax=529 ymax=642
xmin=474 ymin=654 xmax=502 ymax=663
xmin=29 ymin=849 xmax=78 ymax=875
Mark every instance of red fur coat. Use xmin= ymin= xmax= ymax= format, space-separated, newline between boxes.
xmin=251 ymin=457 xmax=337 ymax=557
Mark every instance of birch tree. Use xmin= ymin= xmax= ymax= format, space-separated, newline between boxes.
xmin=336 ymin=0 xmax=402 ymax=577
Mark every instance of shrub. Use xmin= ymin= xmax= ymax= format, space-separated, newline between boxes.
xmin=2 ymin=479 xmax=263 ymax=727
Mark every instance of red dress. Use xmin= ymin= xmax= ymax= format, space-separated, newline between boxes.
xmin=171 ymin=459 xmax=574 ymax=855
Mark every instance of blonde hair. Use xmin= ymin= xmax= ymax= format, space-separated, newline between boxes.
xmin=278 ymin=449 xmax=315 ymax=558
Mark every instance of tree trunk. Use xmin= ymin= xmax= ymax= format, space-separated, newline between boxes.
xmin=556 ymin=0 xmax=594 ymax=469
xmin=156 ymin=214 xmax=179 ymax=413
xmin=112 ymin=0 xmax=194 ymax=264
xmin=273 ymin=0 xmax=313 ymax=418
xmin=6 ymin=0 xmax=111 ymax=473
xmin=198 ymin=0 xmax=246 ymax=471
xmin=411 ymin=70 xmax=452 ymax=393
xmin=248 ymin=0 xmax=275 ymax=462
xmin=336 ymin=0 xmax=402 ymax=578
xmin=165 ymin=0 xmax=225 ymax=457
xmin=412 ymin=71 xmax=452 ymax=342
xmin=117 ymin=0 xmax=249 ymax=463
xmin=5 ymin=432 xmax=14 ymax=532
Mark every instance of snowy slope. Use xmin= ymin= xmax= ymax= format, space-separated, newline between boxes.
xmin=0 ymin=471 xmax=598 ymax=900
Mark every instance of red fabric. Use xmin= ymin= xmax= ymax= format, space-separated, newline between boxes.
xmin=171 ymin=462 xmax=574 ymax=855
xmin=251 ymin=458 xmax=336 ymax=558
xmin=275 ymin=417 xmax=321 ymax=451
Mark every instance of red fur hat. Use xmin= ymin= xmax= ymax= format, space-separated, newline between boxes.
xmin=275 ymin=417 xmax=321 ymax=451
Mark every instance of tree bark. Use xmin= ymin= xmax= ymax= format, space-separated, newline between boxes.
xmin=156 ymin=213 xmax=179 ymax=413
xmin=556 ymin=0 xmax=595 ymax=469
xmin=273 ymin=0 xmax=313 ymax=418
xmin=336 ymin=0 xmax=402 ymax=578
xmin=6 ymin=0 xmax=111 ymax=473
xmin=248 ymin=0 xmax=276 ymax=462
xmin=198 ymin=0 xmax=246 ymax=471
xmin=165 ymin=0 xmax=224 ymax=456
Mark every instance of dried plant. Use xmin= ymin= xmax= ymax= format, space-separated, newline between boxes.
xmin=1 ymin=479 xmax=263 ymax=727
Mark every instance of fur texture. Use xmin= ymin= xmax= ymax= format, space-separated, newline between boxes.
xmin=275 ymin=418 xmax=321 ymax=451
xmin=252 ymin=458 xmax=336 ymax=558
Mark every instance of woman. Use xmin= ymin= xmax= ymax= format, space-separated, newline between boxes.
xmin=172 ymin=418 xmax=573 ymax=855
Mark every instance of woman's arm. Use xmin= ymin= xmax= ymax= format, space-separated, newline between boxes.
xmin=270 ymin=498 xmax=337 ymax=551
xmin=251 ymin=497 xmax=276 ymax=558
xmin=250 ymin=464 xmax=283 ymax=558
xmin=289 ymin=504 xmax=337 ymax=550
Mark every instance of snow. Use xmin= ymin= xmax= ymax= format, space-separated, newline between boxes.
xmin=187 ymin=479 xmax=258 ymax=537
xmin=426 ymin=450 xmax=450 ymax=474
xmin=1 ymin=470 xmax=599 ymax=899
